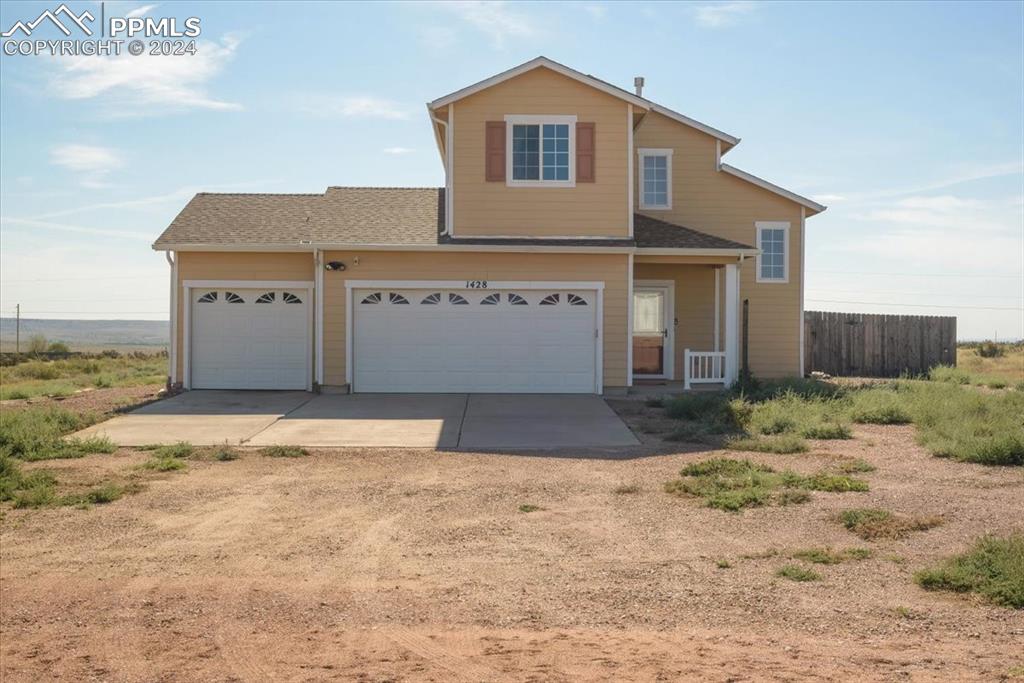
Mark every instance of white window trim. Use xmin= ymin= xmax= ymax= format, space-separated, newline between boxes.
xmin=637 ymin=148 xmax=673 ymax=210
xmin=755 ymin=221 xmax=790 ymax=284
xmin=504 ymin=114 xmax=577 ymax=188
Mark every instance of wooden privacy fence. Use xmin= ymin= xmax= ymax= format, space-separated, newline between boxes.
xmin=804 ymin=311 xmax=957 ymax=377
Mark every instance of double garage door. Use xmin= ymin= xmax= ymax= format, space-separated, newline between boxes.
xmin=189 ymin=284 xmax=600 ymax=393
xmin=352 ymin=287 xmax=599 ymax=393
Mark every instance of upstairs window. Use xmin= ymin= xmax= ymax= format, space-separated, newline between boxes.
xmin=506 ymin=115 xmax=576 ymax=187
xmin=756 ymin=222 xmax=790 ymax=283
xmin=638 ymin=148 xmax=672 ymax=209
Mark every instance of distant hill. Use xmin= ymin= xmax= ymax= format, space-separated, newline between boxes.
xmin=0 ymin=318 xmax=168 ymax=351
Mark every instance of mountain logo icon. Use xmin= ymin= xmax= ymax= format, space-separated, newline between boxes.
xmin=2 ymin=4 xmax=95 ymax=38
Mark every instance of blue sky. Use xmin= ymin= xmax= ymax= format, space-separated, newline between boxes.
xmin=1 ymin=0 xmax=1021 ymax=340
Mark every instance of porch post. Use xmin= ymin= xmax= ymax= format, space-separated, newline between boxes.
xmin=724 ymin=263 xmax=739 ymax=385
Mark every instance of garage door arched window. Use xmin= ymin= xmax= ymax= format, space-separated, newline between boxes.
xmin=256 ymin=292 xmax=276 ymax=304
xmin=540 ymin=293 xmax=560 ymax=306
xmin=282 ymin=292 xmax=302 ymax=304
xmin=449 ymin=293 xmax=468 ymax=305
xmin=421 ymin=292 xmax=441 ymax=305
xmin=481 ymin=293 xmax=500 ymax=305
xmin=197 ymin=291 xmax=218 ymax=303
xmin=567 ymin=293 xmax=588 ymax=306
xmin=361 ymin=292 xmax=382 ymax=304
xmin=508 ymin=293 xmax=528 ymax=306
xmin=225 ymin=292 xmax=245 ymax=304
xmin=388 ymin=292 xmax=410 ymax=305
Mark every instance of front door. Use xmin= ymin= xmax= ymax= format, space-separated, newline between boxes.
xmin=632 ymin=285 xmax=672 ymax=378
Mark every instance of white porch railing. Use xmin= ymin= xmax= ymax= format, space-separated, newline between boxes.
xmin=684 ymin=349 xmax=727 ymax=389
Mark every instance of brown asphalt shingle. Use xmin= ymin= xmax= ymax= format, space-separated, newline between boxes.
xmin=633 ymin=213 xmax=754 ymax=250
xmin=152 ymin=192 xmax=322 ymax=247
xmin=312 ymin=187 xmax=443 ymax=245
xmin=153 ymin=188 xmax=754 ymax=252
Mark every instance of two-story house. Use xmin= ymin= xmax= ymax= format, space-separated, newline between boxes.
xmin=153 ymin=57 xmax=825 ymax=395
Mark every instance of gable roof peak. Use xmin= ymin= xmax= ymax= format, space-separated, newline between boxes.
xmin=427 ymin=56 xmax=739 ymax=147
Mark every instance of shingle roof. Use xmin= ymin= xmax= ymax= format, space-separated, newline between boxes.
xmin=153 ymin=188 xmax=753 ymax=252
xmin=633 ymin=213 xmax=755 ymax=251
xmin=312 ymin=187 xmax=443 ymax=245
xmin=153 ymin=192 xmax=322 ymax=246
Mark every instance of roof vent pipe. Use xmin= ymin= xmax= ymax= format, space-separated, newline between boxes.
xmin=634 ymin=76 xmax=645 ymax=97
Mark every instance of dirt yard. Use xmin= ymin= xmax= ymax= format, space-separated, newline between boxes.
xmin=2 ymin=407 xmax=1023 ymax=681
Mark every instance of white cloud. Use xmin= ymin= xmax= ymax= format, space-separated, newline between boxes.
xmin=582 ymin=3 xmax=608 ymax=20
xmin=842 ymin=227 xmax=1022 ymax=274
xmin=434 ymin=1 xmax=536 ymax=48
xmin=295 ymin=95 xmax=410 ymax=120
xmin=828 ymin=192 xmax=1023 ymax=281
xmin=27 ymin=179 xmax=284 ymax=221
xmin=856 ymin=194 xmax=1021 ymax=233
xmin=383 ymin=147 xmax=414 ymax=155
xmin=46 ymin=34 xmax=242 ymax=114
xmin=50 ymin=143 xmax=123 ymax=187
xmin=692 ymin=1 xmax=756 ymax=28
xmin=125 ymin=4 xmax=159 ymax=18
xmin=814 ymin=193 xmax=847 ymax=203
xmin=829 ymin=161 xmax=1024 ymax=204
xmin=418 ymin=25 xmax=457 ymax=49
xmin=0 ymin=217 xmax=149 ymax=240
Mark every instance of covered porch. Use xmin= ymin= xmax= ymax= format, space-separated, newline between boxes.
xmin=630 ymin=254 xmax=744 ymax=391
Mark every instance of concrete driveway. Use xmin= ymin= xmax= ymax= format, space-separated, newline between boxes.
xmin=74 ymin=391 xmax=640 ymax=449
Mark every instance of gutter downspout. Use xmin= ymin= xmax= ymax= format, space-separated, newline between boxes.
xmin=314 ymin=248 xmax=324 ymax=389
xmin=165 ymin=250 xmax=178 ymax=391
xmin=429 ymin=107 xmax=452 ymax=236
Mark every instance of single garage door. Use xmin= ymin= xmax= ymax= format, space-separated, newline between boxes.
xmin=352 ymin=287 xmax=599 ymax=393
xmin=190 ymin=287 xmax=310 ymax=390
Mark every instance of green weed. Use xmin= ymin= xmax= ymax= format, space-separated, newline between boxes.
xmin=915 ymin=534 xmax=1024 ymax=608
xmin=776 ymin=564 xmax=821 ymax=582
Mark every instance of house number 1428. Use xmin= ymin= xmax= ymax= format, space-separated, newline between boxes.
xmin=465 ymin=280 xmax=488 ymax=289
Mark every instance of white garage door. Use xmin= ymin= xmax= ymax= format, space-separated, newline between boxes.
xmin=190 ymin=288 xmax=310 ymax=390
xmin=352 ymin=287 xmax=599 ymax=393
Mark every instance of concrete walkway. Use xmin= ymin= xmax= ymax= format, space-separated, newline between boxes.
xmin=73 ymin=391 xmax=640 ymax=449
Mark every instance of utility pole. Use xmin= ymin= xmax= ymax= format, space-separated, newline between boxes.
xmin=15 ymin=304 xmax=20 ymax=354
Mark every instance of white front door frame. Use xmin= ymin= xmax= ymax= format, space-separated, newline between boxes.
xmin=344 ymin=279 xmax=605 ymax=393
xmin=182 ymin=279 xmax=314 ymax=391
xmin=632 ymin=279 xmax=675 ymax=381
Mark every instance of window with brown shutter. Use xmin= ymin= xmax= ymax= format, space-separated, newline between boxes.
xmin=576 ymin=122 xmax=595 ymax=183
xmin=485 ymin=121 xmax=505 ymax=181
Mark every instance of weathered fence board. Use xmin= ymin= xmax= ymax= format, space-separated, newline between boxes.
xmin=804 ymin=311 xmax=956 ymax=377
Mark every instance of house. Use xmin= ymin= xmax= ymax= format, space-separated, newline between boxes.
xmin=153 ymin=57 xmax=826 ymax=395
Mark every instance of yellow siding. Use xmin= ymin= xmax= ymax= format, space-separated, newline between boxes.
xmin=173 ymin=252 xmax=314 ymax=382
xmin=452 ymin=67 xmax=630 ymax=237
xmin=322 ymin=251 xmax=630 ymax=389
xmin=635 ymin=112 xmax=804 ymax=378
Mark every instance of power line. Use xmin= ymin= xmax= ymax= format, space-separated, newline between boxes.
xmin=806 ymin=298 xmax=1022 ymax=312
xmin=0 ymin=275 xmax=156 ymax=283
xmin=1 ymin=298 xmax=165 ymax=303
xmin=806 ymin=266 xmax=1024 ymax=278
xmin=807 ymin=289 xmax=1023 ymax=301
xmin=2 ymin=311 xmax=165 ymax=317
